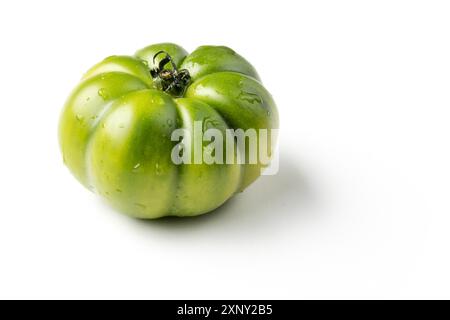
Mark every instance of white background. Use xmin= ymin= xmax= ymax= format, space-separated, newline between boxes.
xmin=0 ymin=0 xmax=449 ymax=299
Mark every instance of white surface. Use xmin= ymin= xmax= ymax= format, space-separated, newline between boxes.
xmin=0 ymin=0 xmax=449 ymax=299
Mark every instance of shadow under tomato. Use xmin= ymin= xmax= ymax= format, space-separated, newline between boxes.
xmin=129 ymin=151 xmax=319 ymax=240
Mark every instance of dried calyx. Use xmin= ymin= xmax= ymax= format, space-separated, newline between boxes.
xmin=150 ymin=51 xmax=190 ymax=97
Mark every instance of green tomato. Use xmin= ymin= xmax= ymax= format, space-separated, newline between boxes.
xmin=59 ymin=43 xmax=279 ymax=218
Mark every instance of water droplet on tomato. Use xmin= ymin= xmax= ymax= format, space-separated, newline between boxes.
xmin=98 ymin=88 xmax=108 ymax=100
xmin=237 ymin=91 xmax=262 ymax=104
xmin=155 ymin=162 xmax=162 ymax=175
xmin=132 ymin=163 xmax=141 ymax=172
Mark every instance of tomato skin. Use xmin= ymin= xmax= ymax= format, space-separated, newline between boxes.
xmin=59 ymin=43 xmax=278 ymax=218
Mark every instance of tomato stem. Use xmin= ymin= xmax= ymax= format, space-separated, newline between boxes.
xmin=150 ymin=51 xmax=190 ymax=97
